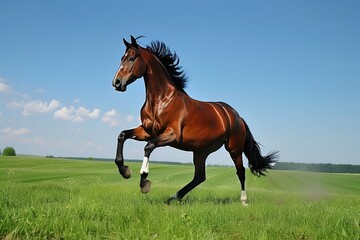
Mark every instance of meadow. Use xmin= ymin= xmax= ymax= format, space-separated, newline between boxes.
xmin=0 ymin=156 xmax=359 ymax=240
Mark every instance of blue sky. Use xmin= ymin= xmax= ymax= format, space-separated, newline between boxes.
xmin=0 ymin=0 xmax=359 ymax=165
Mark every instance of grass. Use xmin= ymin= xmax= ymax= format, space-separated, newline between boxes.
xmin=0 ymin=156 xmax=359 ymax=239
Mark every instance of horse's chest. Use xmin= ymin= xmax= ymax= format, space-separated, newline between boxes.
xmin=143 ymin=118 xmax=162 ymax=136
xmin=141 ymin=102 xmax=172 ymax=136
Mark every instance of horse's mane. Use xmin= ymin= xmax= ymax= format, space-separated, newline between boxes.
xmin=146 ymin=41 xmax=188 ymax=92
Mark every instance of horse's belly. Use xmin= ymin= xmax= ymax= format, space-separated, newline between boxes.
xmin=176 ymin=124 xmax=227 ymax=151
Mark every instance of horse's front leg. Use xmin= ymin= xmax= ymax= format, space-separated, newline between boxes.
xmin=115 ymin=126 xmax=150 ymax=179
xmin=139 ymin=128 xmax=176 ymax=194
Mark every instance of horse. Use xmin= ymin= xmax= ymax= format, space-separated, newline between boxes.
xmin=112 ymin=35 xmax=278 ymax=205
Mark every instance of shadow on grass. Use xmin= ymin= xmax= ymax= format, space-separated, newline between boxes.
xmin=144 ymin=194 xmax=242 ymax=206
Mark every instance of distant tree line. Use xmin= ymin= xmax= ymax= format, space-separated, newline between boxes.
xmin=40 ymin=155 xmax=360 ymax=173
xmin=273 ymin=162 xmax=360 ymax=173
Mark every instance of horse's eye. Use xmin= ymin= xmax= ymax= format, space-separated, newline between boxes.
xmin=129 ymin=57 xmax=135 ymax=62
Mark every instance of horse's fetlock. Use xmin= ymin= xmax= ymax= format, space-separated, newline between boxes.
xmin=196 ymin=175 xmax=206 ymax=184
xmin=118 ymin=131 xmax=126 ymax=141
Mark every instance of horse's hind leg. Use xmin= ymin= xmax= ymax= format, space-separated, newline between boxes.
xmin=168 ymin=151 xmax=207 ymax=203
xmin=233 ymin=154 xmax=248 ymax=206
xmin=226 ymin=142 xmax=248 ymax=206
xmin=225 ymin=118 xmax=248 ymax=206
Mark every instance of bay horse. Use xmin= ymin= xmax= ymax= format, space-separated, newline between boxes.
xmin=112 ymin=36 xmax=278 ymax=205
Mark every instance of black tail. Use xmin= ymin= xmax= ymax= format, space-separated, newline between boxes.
xmin=243 ymin=120 xmax=279 ymax=176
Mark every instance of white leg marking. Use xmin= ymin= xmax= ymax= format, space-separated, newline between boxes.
xmin=241 ymin=190 xmax=248 ymax=206
xmin=140 ymin=156 xmax=149 ymax=174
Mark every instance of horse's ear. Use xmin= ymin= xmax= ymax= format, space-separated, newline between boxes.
xmin=130 ymin=35 xmax=139 ymax=48
xmin=123 ymin=38 xmax=131 ymax=49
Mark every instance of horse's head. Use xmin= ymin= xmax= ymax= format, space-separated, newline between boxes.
xmin=112 ymin=36 xmax=147 ymax=92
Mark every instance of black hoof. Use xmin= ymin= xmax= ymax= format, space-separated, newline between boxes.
xmin=140 ymin=180 xmax=151 ymax=194
xmin=166 ymin=194 xmax=181 ymax=204
xmin=119 ymin=166 xmax=131 ymax=179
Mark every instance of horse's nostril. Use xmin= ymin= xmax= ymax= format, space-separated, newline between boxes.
xmin=114 ymin=79 xmax=121 ymax=88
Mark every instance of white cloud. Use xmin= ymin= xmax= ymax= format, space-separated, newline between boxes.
xmin=77 ymin=106 xmax=100 ymax=119
xmin=101 ymin=110 xmax=135 ymax=127
xmin=0 ymin=127 xmax=30 ymax=141
xmin=13 ymin=128 xmax=30 ymax=135
xmin=1 ymin=127 xmax=30 ymax=135
xmin=101 ymin=109 xmax=119 ymax=127
xmin=53 ymin=106 xmax=74 ymax=121
xmin=126 ymin=115 xmax=134 ymax=122
xmin=19 ymin=137 xmax=44 ymax=145
xmin=53 ymin=106 xmax=100 ymax=122
xmin=6 ymin=101 xmax=23 ymax=110
xmin=22 ymin=99 xmax=61 ymax=116
xmin=0 ymin=82 xmax=10 ymax=93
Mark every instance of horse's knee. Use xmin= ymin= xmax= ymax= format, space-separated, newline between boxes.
xmin=144 ymin=142 xmax=155 ymax=157
xmin=118 ymin=131 xmax=126 ymax=142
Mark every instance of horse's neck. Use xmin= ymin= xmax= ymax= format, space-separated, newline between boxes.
xmin=144 ymin=62 xmax=177 ymax=105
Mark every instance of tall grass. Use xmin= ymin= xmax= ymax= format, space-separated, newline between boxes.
xmin=1 ymin=156 xmax=359 ymax=239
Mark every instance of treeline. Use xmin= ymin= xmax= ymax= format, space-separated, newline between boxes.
xmin=273 ymin=162 xmax=360 ymax=173
xmin=50 ymin=156 xmax=360 ymax=173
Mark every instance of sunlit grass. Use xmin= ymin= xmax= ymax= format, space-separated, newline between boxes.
xmin=1 ymin=156 xmax=359 ymax=239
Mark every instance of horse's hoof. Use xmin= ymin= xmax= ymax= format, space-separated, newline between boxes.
xmin=140 ymin=180 xmax=151 ymax=194
xmin=241 ymin=200 xmax=249 ymax=207
xmin=166 ymin=193 xmax=182 ymax=204
xmin=166 ymin=197 xmax=181 ymax=205
xmin=120 ymin=166 xmax=131 ymax=179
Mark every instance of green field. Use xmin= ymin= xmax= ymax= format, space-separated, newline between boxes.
xmin=1 ymin=156 xmax=359 ymax=239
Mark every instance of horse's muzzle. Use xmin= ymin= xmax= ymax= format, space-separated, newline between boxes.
xmin=113 ymin=78 xmax=126 ymax=92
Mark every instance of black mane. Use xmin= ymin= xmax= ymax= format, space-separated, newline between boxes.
xmin=146 ymin=41 xmax=188 ymax=91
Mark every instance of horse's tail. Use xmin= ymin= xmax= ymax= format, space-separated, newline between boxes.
xmin=243 ymin=119 xmax=279 ymax=176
